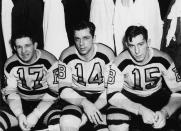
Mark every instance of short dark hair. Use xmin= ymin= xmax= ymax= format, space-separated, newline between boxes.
xmin=73 ymin=21 xmax=96 ymax=37
xmin=10 ymin=32 xmax=36 ymax=53
xmin=124 ymin=25 xmax=148 ymax=44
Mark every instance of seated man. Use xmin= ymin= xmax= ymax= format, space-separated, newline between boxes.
xmin=107 ymin=25 xmax=181 ymax=131
xmin=59 ymin=21 xmax=115 ymax=131
xmin=0 ymin=32 xmax=63 ymax=131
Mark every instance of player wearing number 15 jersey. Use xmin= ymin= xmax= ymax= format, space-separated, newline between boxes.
xmin=107 ymin=25 xmax=181 ymax=131
xmin=0 ymin=32 xmax=63 ymax=131
xmin=59 ymin=21 xmax=115 ymax=131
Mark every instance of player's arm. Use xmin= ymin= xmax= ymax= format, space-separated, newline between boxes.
xmin=29 ymin=93 xmax=57 ymax=118
xmin=161 ymin=54 xmax=181 ymax=114
xmin=153 ymin=93 xmax=181 ymax=129
xmin=30 ymin=62 xmax=59 ymax=119
xmin=94 ymin=89 xmax=107 ymax=110
xmin=162 ymin=54 xmax=181 ymax=93
xmin=3 ymin=69 xmax=23 ymax=118
xmin=160 ymin=93 xmax=181 ymax=118
xmin=26 ymin=61 xmax=59 ymax=128
xmin=58 ymin=60 xmax=86 ymax=106
xmin=60 ymin=87 xmax=86 ymax=105
xmin=60 ymin=78 xmax=104 ymax=125
xmin=26 ymin=92 xmax=57 ymax=129
xmin=94 ymin=63 xmax=112 ymax=110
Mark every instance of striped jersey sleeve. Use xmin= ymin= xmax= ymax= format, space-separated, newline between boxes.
xmin=107 ymin=63 xmax=124 ymax=101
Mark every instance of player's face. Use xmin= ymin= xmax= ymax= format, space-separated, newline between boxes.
xmin=15 ymin=37 xmax=37 ymax=64
xmin=127 ymin=34 xmax=149 ymax=63
xmin=74 ymin=28 xmax=94 ymax=57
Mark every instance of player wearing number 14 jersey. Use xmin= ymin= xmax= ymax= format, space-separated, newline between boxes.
xmin=59 ymin=21 xmax=115 ymax=131
xmin=107 ymin=25 xmax=181 ymax=131
xmin=0 ymin=32 xmax=62 ymax=131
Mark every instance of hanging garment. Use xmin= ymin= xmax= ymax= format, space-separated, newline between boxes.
xmin=114 ymin=0 xmax=163 ymax=55
xmin=12 ymin=0 xmax=44 ymax=49
xmin=62 ymin=0 xmax=90 ymax=46
xmin=1 ymin=0 xmax=13 ymax=57
xmin=90 ymin=0 xmax=115 ymax=53
xmin=43 ymin=0 xmax=69 ymax=59
xmin=166 ymin=0 xmax=181 ymax=47
xmin=0 ymin=0 xmax=7 ymax=106
xmin=158 ymin=0 xmax=172 ymax=20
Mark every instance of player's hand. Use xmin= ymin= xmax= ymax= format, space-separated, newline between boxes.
xmin=153 ymin=110 xmax=167 ymax=129
xmin=18 ymin=114 xmax=30 ymax=131
xmin=80 ymin=113 xmax=88 ymax=127
xmin=138 ymin=105 xmax=156 ymax=125
xmin=81 ymin=99 xmax=103 ymax=125
xmin=26 ymin=112 xmax=39 ymax=129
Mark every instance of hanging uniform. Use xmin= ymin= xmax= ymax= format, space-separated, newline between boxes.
xmin=43 ymin=0 xmax=69 ymax=59
xmin=0 ymin=0 xmax=8 ymax=106
xmin=1 ymin=0 xmax=13 ymax=57
xmin=90 ymin=0 xmax=116 ymax=53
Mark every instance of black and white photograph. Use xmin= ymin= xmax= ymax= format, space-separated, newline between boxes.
xmin=0 ymin=0 xmax=181 ymax=131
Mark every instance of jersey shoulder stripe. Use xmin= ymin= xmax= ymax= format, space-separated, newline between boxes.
xmin=34 ymin=58 xmax=52 ymax=69
xmin=113 ymin=50 xmax=133 ymax=71
xmin=94 ymin=52 xmax=110 ymax=64
xmin=63 ymin=54 xmax=80 ymax=64
xmin=5 ymin=57 xmax=53 ymax=73
xmin=148 ymin=56 xmax=170 ymax=69
xmin=118 ymin=59 xmax=135 ymax=72
xmin=59 ymin=46 xmax=76 ymax=62
xmin=153 ymin=48 xmax=173 ymax=63
xmin=6 ymin=60 xmax=20 ymax=73
xmin=4 ymin=54 xmax=18 ymax=73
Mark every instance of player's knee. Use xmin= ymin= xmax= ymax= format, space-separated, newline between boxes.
xmin=0 ymin=111 xmax=18 ymax=130
xmin=108 ymin=124 xmax=129 ymax=131
xmin=107 ymin=113 xmax=130 ymax=124
xmin=95 ymin=124 xmax=108 ymax=131
xmin=107 ymin=106 xmax=130 ymax=124
xmin=60 ymin=115 xmax=81 ymax=129
xmin=45 ymin=110 xmax=61 ymax=126
xmin=107 ymin=109 xmax=130 ymax=131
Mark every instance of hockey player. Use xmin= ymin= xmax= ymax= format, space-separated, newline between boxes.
xmin=107 ymin=25 xmax=181 ymax=131
xmin=59 ymin=21 xmax=115 ymax=131
xmin=0 ymin=32 xmax=63 ymax=131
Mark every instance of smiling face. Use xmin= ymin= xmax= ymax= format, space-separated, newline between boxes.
xmin=74 ymin=28 xmax=94 ymax=58
xmin=127 ymin=34 xmax=149 ymax=63
xmin=15 ymin=37 xmax=37 ymax=64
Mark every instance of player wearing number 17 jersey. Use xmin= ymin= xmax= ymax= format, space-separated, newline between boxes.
xmin=107 ymin=25 xmax=181 ymax=131
xmin=0 ymin=32 xmax=64 ymax=131
xmin=59 ymin=21 xmax=115 ymax=131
